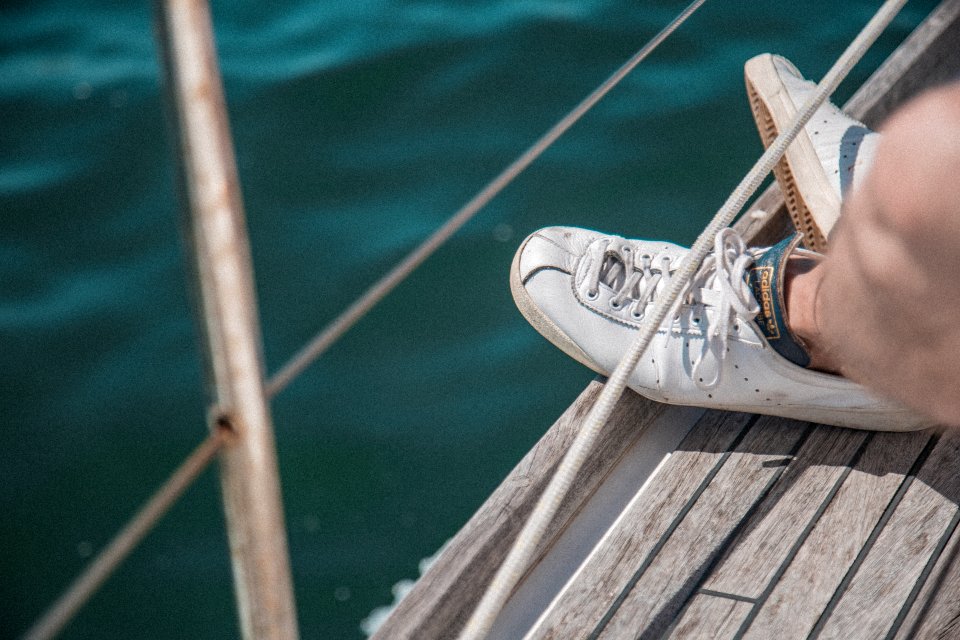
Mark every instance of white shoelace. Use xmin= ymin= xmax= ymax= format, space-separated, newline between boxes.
xmin=586 ymin=228 xmax=761 ymax=389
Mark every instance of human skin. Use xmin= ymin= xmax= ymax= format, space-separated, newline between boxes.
xmin=785 ymin=81 xmax=960 ymax=426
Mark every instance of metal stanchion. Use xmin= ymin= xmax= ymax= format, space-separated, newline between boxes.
xmin=155 ymin=1 xmax=300 ymax=638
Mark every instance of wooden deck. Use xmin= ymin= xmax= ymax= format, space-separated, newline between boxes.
xmin=526 ymin=415 xmax=957 ymax=639
xmin=373 ymin=2 xmax=960 ymax=638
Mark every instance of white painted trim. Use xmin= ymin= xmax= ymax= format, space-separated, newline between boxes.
xmin=485 ymin=406 xmax=706 ymax=640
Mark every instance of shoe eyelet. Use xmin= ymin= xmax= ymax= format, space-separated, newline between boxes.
xmin=609 ymin=300 xmax=622 ymax=310
xmin=632 ymin=311 xmax=643 ymax=319
xmin=586 ymin=290 xmax=598 ymax=300
xmin=641 ymin=253 xmax=651 ymax=260
xmin=622 ymin=246 xmax=631 ymax=253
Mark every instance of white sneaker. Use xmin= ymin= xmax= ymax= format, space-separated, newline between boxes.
xmin=744 ymin=53 xmax=880 ymax=251
xmin=511 ymin=225 xmax=930 ymax=431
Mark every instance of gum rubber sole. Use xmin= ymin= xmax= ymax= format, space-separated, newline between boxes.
xmin=744 ymin=54 xmax=841 ymax=252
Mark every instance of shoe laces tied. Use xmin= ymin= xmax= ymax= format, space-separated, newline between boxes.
xmin=585 ymin=229 xmax=760 ymax=390
xmin=686 ymin=228 xmax=760 ymax=389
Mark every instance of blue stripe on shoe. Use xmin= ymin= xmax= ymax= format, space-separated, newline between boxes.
xmin=747 ymin=234 xmax=812 ymax=368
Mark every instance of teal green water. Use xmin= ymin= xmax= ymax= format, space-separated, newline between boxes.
xmin=1 ymin=1 xmax=936 ymax=637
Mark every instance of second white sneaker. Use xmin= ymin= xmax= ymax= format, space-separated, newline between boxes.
xmin=744 ymin=53 xmax=880 ymax=251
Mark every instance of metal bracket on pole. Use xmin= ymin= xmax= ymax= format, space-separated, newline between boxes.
xmin=154 ymin=1 xmax=300 ymax=638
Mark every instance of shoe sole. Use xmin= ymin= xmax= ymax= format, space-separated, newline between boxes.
xmin=509 ymin=234 xmax=607 ymax=377
xmin=745 ymin=54 xmax=841 ymax=252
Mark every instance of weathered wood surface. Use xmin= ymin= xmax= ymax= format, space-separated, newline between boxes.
xmin=814 ymin=431 xmax=960 ymax=639
xmin=700 ymin=426 xmax=869 ymax=600
xmin=376 ymin=3 xmax=960 ymax=639
xmin=526 ymin=410 xmax=756 ymax=639
xmin=532 ymin=422 xmax=955 ymax=640
xmin=594 ymin=418 xmax=809 ymax=640
xmin=741 ymin=430 xmax=932 ymax=638
xmin=894 ymin=508 xmax=960 ymax=640
xmin=666 ymin=595 xmax=753 ymax=640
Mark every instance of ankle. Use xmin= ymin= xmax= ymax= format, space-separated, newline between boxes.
xmin=784 ymin=256 xmax=839 ymax=373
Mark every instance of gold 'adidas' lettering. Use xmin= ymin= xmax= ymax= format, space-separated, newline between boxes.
xmin=753 ymin=266 xmax=780 ymax=339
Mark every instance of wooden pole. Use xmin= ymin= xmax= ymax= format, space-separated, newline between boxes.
xmin=154 ymin=2 xmax=300 ymax=638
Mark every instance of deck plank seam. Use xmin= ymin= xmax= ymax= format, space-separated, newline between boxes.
xmin=656 ymin=423 xmax=816 ymax=639
xmin=696 ymin=589 xmax=758 ymax=604
xmin=886 ymin=506 xmax=960 ymax=640
xmin=585 ymin=413 xmax=761 ymax=640
xmin=641 ymin=422 xmax=817 ymax=640
xmin=806 ymin=433 xmax=940 ymax=640
xmin=898 ymin=520 xmax=960 ymax=640
xmin=730 ymin=430 xmax=875 ymax=640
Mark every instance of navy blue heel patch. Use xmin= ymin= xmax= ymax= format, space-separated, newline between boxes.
xmin=747 ymin=234 xmax=812 ymax=368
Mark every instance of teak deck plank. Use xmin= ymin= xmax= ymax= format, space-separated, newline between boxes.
xmin=812 ymin=431 xmax=960 ymax=639
xmin=739 ymin=430 xmax=932 ymax=639
xmin=526 ymin=410 xmax=754 ymax=639
xmin=894 ymin=519 xmax=960 ymax=640
xmin=594 ymin=417 xmax=808 ymax=639
xmin=666 ymin=595 xmax=753 ymax=640
xmin=699 ymin=426 xmax=868 ymax=600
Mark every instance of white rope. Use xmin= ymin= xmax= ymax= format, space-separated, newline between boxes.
xmin=265 ymin=0 xmax=709 ymax=399
xmin=458 ymin=1 xmax=908 ymax=638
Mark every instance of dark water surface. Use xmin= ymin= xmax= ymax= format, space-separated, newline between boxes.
xmin=1 ymin=1 xmax=937 ymax=637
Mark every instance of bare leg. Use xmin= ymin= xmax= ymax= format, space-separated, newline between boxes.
xmin=787 ymin=81 xmax=960 ymax=426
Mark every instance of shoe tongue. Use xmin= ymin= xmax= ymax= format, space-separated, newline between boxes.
xmin=600 ymin=254 xmax=627 ymax=290
xmin=746 ymin=234 xmax=812 ymax=368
